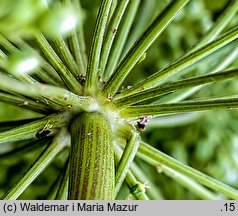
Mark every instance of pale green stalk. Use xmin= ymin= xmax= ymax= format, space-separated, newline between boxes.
xmin=85 ymin=0 xmax=113 ymax=94
xmin=114 ymin=68 xmax=238 ymax=108
xmin=122 ymin=0 xmax=161 ymax=55
xmin=121 ymin=98 xmax=238 ymax=118
xmin=63 ymin=0 xmax=87 ymax=74
xmin=2 ymin=128 xmax=70 ymax=200
xmin=52 ymin=35 xmax=80 ymax=79
xmin=100 ymin=0 xmax=130 ymax=74
xmin=0 ymin=139 xmax=50 ymax=160
xmin=104 ymin=0 xmax=141 ymax=80
xmin=55 ymin=158 xmax=69 ymax=200
xmin=161 ymin=165 xmax=218 ymax=200
xmin=0 ymin=73 xmax=98 ymax=112
xmin=115 ymin=132 xmax=140 ymax=196
xmin=0 ymin=112 xmax=70 ymax=144
xmin=114 ymin=146 xmax=149 ymax=200
xmin=35 ymin=33 xmax=83 ymax=95
xmin=157 ymin=44 xmax=238 ymax=103
xmin=188 ymin=0 xmax=238 ymax=53
xmin=0 ymin=91 xmax=51 ymax=114
xmin=138 ymin=141 xmax=238 ymax=199
xmin=101 ymin=0 xmax=190 ymax=97
xmin=117 ymin=26 xmax=238 ymax=98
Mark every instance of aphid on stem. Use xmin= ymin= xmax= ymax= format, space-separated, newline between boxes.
xmin=112 ymin=28 xmax=117 ymax=35
xmin=35 ymin=121 xmax=52 ymax=138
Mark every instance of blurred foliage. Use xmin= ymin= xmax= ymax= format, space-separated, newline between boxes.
xmin=0 ymin=0 xmax=238 ymax=199
xmin=0 ymin=0 xmax=82 ymax=38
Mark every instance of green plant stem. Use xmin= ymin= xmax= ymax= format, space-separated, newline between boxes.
xmin=35 ymin=33 xmax=83 ymax=95
xmin=107 ymin=0 xmax=117 ymax=24
xmin=146 ymin=113 xmax=202 ymax=129
xmin=0 ymin=73 xmax=98 ymax=112
xmin=69 ymin=112 xmax=114 ymax=200
xmin=101 ymin=0 xmax=190 ymax=97
xmin=118 ymin=26 xmax=238 ymax=98
xmin=52 ymin=35 xmax=80 ymax=79
xmin=104 ymin=0 xmax=141 ymax=80
xmin=137 ymin=141 xmax=238 ymax=199
xmin=188 ymin=0 xmax=238 ymax=53
xmin=129 ymin=162 xmax=164 ymax=200
xmin=157 ymin=47 xmax=238 ymax=104
xmin=0 ymin=112 xmax=71 ymax=144
xmin=0 ymin=138 xmax=50 ymax=160
xmin=120 ymin=98 xmax=238 ymax=118
xmin=0 ymin=91 xmax=52 ymax=114
xmin=71 ymin=0 xmax=87 ymax=68
xmin=55 ymin=158 xmax=69 ymax=200
xmin=67 ymin=29 xmax=86 ymax=75
xmin=63 ymin=0 xmax=87 ymax=75
xmin=85 ymin=0 xmax=113 ymax=94
xmin=126 ymin=171 xmax=149 ymax=200
xmin=122 ymin=0 xmax=159 ymax=55
xmin=0 ymin=34 xmax=17 ymax=53
xmin=114 ymin=68 xmax=238 ymax=108
xmin=0 ymin=118 xmax=41 ymax=131
xmin=160 ymin=165 xmax=218 ymax=200
xmin=114 ymin=146 xmax=149 ymax=200
xmin=2 ymin=128 xmax=70 ymax=200
xmin=12 ymin=37 xmax=67 ymax=87
xmin=40 ymin=62 xmax=66 ymax=87
xmin=114 ymin=132 xmax=140 ymax=196
xmin=5 ymin=36 xmax=65 ymax=86
xmin=114 ymin=69 xmax=238 ymax=109
xmin=100 ymin=0 xmax=129 ymax=74
xmin=33 ymin=69 xmax=63 ymax=87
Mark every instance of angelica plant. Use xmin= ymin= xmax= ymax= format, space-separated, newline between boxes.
xmin=0 ymin=0 xmax=238 ymax=200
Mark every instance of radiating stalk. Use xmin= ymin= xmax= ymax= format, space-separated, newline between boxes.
xmin=114 ymin=145 xmax=149 ymax=200
xmin=35 ymin=33 xmax=83 ymax=95
xmin=114 ymin=68 xmax=238 ymax=108
xmin=104 ymin=0 xmax=141 ymax=80
xmin=188 ymin=0 xmax=238 ymax=54
xmin=0 ymin=91 xmax=51 ymax=114
xmin=55 ymin=158 xmax=70 ymax=200
xmin=71 ymin=0 xmax=87 ymax=68
xmin=115 ymin=132 xmax=140 ymax=196
xmin=0 ymin=112 xmax=70 ymax=144
xmin=117 ymin=26 xmax=238 ymax=98
xmin=85 ymin=0 xmax=113 ymax=94
xmin=161 ymin=165 xmax=218 ymax=200
xmin=137 ymin=141 xmax=238 ymax=199
xmin=100 ymin=0 xmax=130 ymax=74
xmin=157 ymin=47 xmax=238 ymax=104
xmin=120 ymin=98 xmax=238 ymax=118
xmin=0 ymin=138 xmax=50 ymax=159
xmin=63 ymin=0 xmax=87 ymax=75
xmin=2 ymin=128 xmax=70 ymax=200
xmin=0 ymin=73 xmax=98 ymax=112
xmin=122 ymin=0 xmax=161 ymax=56
xmin=52 ymin=35 xmax=80 ymax=79
xmin=69 ymin=112 xmax=114 ymax=200
xmin=101 ymin=0 xmax=190 ymax=97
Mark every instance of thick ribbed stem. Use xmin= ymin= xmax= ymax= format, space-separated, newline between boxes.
xmin=69 ymin=112 xmax=115 ymax=200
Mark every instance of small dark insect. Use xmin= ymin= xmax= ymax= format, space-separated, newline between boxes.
xmin=35 ymin=129 xmax=51 ymax=139
xmin=112 ymin=28 xmax=117 ymax=35
xmin=137 ymin=116 xmax=150 ymax=132
xmin=78 ymin=74 xmax=86 ymax=85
